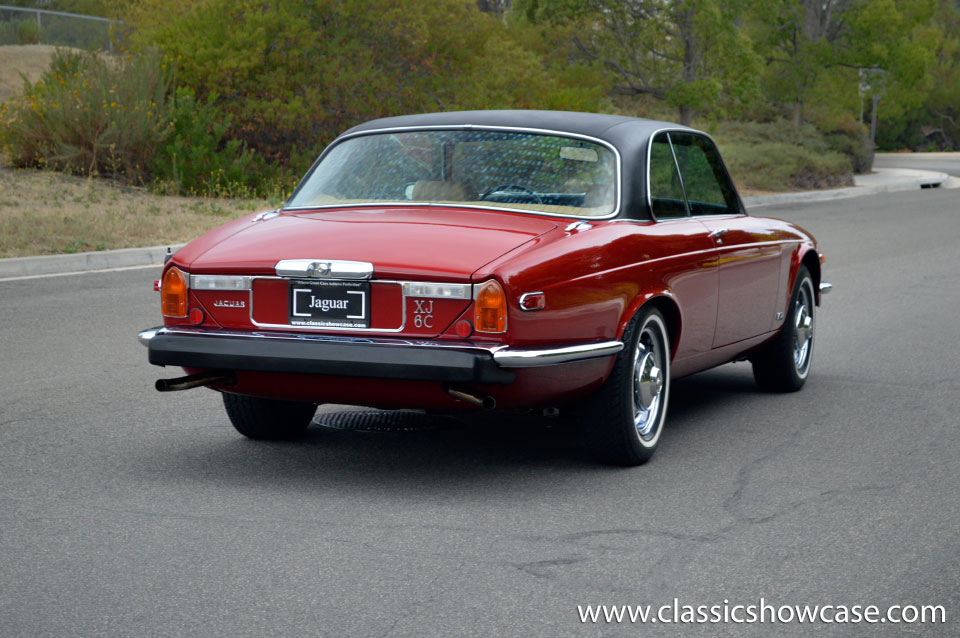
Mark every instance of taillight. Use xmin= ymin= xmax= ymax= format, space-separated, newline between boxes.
xmin=474 ymin=280 xmax=507 ymax=333
xmin=161 ymin=267 xmax=188 ymax=317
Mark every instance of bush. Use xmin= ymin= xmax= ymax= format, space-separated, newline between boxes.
xmin=823 ymin=120 xmax=874 ymax=174
xmin=151 ymin=87 xmax=262 ymax=197
xmin=0 ymin=49 xmax=289 ymax=198
xmin=712 ymin=120 xmax=854 ymax=191
xmin=0 ymin=48 xmax=170 ymax=183
xmin=127 ymin=0 xmax=608 ymax=171
xmin=0 ymin=18 xmax=40 ymax=45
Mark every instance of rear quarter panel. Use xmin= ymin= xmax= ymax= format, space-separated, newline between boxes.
xmin=473 ymin=220 xmax=717 ymax=359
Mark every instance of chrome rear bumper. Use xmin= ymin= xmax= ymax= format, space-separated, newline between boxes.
xmin=138 ymin=326 xmax=622 ymax=384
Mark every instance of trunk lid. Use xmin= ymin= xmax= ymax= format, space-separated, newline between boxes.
xmin=187 ymin=206 xmax=558 ymax=280
xmin=185 ymin=206 xmax=558 ymax=337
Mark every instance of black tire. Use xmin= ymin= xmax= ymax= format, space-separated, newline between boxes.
xmin=581 ymin=307 xmax=671 ymax=466
xmin=751 ymin=265 xmax=816 ymax=392
xmin=222 ymin=393 xmax=317 ymax=440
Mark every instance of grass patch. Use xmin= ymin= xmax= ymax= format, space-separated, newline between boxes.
xmin=0 ymin=167 xmax=278 ymax=258
xmin=0 ymin=45 xmax=63 ymax=105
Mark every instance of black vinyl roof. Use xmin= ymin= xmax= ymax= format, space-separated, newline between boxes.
xmin=343 ymin=109 xmax=691 ymax=148
xmin=336 ymin=110 xmax=707 ymax=220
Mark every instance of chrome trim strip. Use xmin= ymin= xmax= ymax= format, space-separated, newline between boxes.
xmin=283 ymin=124 xmax=622 ymax=221
xmin=275 ymin=259 xmax=374 ymax=280
xmin=190 ymin=275 xmax=252 ymax=291
xmin=493 ymin=341 xmax=624 ymax=367
xmin=819 ymin=282 xmax=833 ymax=295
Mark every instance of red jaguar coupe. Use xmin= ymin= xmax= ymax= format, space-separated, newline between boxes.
xmin=139 ymin=110 xmax=831 ymax=465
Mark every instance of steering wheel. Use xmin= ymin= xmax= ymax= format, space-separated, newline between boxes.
xmin=479 ymin=184 xmax=543 ymax=204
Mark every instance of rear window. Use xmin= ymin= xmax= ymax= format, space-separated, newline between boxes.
xmin=286 ymin=129 xmax=618 ymax=217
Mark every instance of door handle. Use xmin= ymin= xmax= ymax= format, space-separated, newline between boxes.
xmin=708 ymin=228 xmax=728 ymax=244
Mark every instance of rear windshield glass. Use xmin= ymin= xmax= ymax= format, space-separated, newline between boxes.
xmin=286 ymin=130 xmax=617 ymax=217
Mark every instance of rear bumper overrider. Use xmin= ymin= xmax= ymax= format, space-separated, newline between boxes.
xmin=138 ymin=327 xmax=623 ymax=385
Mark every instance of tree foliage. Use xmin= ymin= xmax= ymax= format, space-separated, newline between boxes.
xmin=125 ymin=0 xmax=607 ymax=171
xmin=750 ymin=0 xmax=937 ymax=127
xmin=517 ymin=0 xmax=762 ymax=125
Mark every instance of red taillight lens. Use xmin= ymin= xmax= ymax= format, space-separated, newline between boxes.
xmin=161 ymin=267 xmax=188 ymax=317
xmin=474 ymin=280 xmax=507 ymax=333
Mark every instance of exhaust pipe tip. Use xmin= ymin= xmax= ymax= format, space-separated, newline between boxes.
xmin=445 ymin=386 xmax=496 ymax=410
xmin=155 ymin=372 xmax=236 ymax=392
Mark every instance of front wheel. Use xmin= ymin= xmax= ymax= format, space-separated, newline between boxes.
xmin=222 ymin=393 xmax=317 ymax=440
xmin=581 ymin=307 xmax=671 ymax=466
xmin=751 ymin=265 xmax=816 ymax=392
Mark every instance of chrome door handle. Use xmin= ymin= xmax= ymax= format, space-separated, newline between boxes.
xmin=708 ymin=228 xmax=728 ymax=244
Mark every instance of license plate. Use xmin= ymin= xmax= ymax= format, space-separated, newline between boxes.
xmin=288 ymin=280 xmax=370 ymax=328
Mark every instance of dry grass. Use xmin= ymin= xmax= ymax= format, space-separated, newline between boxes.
xmin=0 ymin=45 xmax=64 ymax=105
xmin=0 ymin=167 xmax=276 ymax=257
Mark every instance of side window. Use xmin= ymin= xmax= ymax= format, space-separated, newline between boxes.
xmin=669 ymin=133 xmax=743 ymax=216
xmin=648 ymin=133 xmax=688 ymax=219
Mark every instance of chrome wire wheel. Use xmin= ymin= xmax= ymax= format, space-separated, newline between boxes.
xmin=631 ymin=313 xmax=669 ymax=446
xmin=793 ymin=277 xmax=815 ymax=378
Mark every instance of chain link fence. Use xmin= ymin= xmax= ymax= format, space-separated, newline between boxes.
xmin=0 ymin=4 xmax=122 ymax=51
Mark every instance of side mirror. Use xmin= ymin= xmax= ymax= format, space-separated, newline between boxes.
xmin=403 ymin=183 xmax=416 ymax=200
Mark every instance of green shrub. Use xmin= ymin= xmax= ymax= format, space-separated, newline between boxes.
xmin=823 ymin=120 xmax=874 ymax=174
xmin=0 ymin=18 xmax=40 ymax=45
xmin=721 ymin=142 xmax=853 ymax=191
xmin=151 ymin=87 xmax=261 ymax=197
xmin=712 ymin=120 xmax=854 ymax=191
xmin=128 ymin=0 xmax=608 ymax=170
xmin=0 ymin=48 xmax=171 ymax=183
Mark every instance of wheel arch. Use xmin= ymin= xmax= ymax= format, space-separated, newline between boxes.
xmin=798 ymin=247 xmax=822 ymax=305
xmin=619 ymin=292 xmax=682 ymax=360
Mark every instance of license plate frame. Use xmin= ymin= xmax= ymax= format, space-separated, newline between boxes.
xmin=288 ymin=279 xmax=371 ymax=328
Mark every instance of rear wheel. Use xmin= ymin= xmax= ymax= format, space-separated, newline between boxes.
xmin=581 ymin=307 xmax=671 ymax=466
xmin=751 ymin=265 xmax=815 ymax=392
xmin=222 ymin=393 xmax=317 ymax=440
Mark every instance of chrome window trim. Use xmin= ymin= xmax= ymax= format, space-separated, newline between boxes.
xmin=666 ymin=132 xmax=691 ymax=216
xmin=646 ymin=128 xmax=747 ymax=221
xmin=282 ymin=124 xmax=622 ymax=221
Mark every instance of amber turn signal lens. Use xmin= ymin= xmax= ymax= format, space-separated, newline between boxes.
xmin=161 ymin=267 xmax=188 ymax=317
xmin=474 ymin=280 xmax=507 ymax=333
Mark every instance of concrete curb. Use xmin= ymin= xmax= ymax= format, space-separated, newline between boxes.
xmin=0 ymin=243 xmax=184 ymax=278
xmin=1 ymin=168 xmax=952 ymax=278
xmin=743 ymin=168 xmax=951 ymax=208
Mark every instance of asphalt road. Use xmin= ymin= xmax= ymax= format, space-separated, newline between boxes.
xmin=2 ymin=188 xmax=959 ymax=637
xmin=874 ymin=152 xmax=960 ymax=177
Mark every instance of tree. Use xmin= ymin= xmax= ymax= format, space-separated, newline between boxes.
xmin=125 ymin=0 xmax=607 ymax=170
xmin=519 ymin=0 xmax=762 ymax=125
xmin=752 ymin=0 xmax=937 ymax=127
